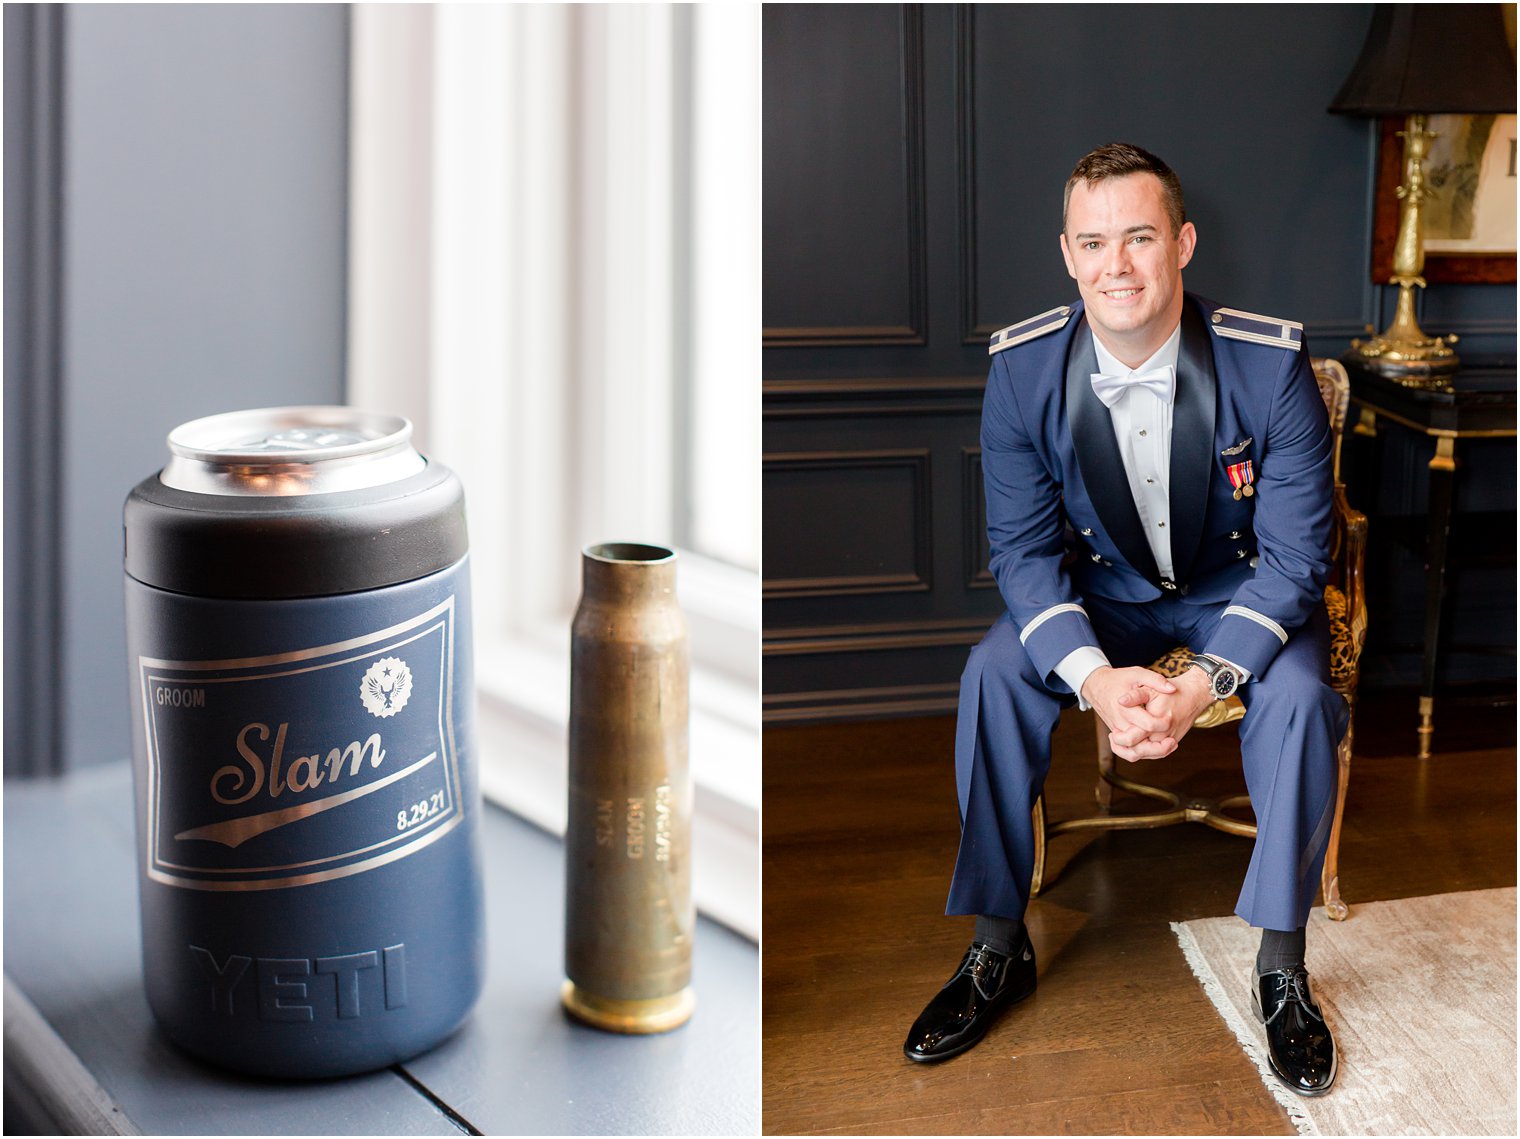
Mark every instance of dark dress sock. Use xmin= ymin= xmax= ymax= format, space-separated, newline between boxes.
xmin=973 ymin=915 xmax=1025 ymax=957
xmin=1256 ymin=926 xmax=1307 ymax=974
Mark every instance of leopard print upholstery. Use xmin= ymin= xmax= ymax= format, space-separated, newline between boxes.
xmin=1150 ymin=586 xmax=1357 ymax=698
xmin=1151 ymin=645 xmax=1195 ymax=680
xmin=1323 ymin=585 xmax=1355 ymax=692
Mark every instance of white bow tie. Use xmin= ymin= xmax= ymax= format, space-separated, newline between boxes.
xmin=1090 ymin=365 xmax=1175 ymax=409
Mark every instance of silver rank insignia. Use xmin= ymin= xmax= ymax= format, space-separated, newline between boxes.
xmin=1210 ymin=307 xmax=1302 ymax=350
xmin=989 ymin=306 xmax=1073 ymax=356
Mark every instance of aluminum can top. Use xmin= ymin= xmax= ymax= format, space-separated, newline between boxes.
xmin=126 ymin=406 xmax=467 ymax=600
xmin=161 ymin=406 xmax=426 ymax=496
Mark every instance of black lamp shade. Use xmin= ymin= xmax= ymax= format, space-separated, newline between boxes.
xmin=1329 ymin=4 xmax=1516 ymax=115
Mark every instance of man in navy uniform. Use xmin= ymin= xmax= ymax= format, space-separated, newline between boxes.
xmin=902 ymin=143 xmax=1347 ymax=1097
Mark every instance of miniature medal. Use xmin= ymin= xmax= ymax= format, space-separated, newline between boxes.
xmin=1227 ymin=459 xmax=1255 ymax=500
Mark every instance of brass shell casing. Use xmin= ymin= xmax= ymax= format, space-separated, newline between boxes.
xmin=563 ymin=543 xmax=693 ymax=1033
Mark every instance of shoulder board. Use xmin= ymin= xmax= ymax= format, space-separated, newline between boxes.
xmin=988 ymin=305 xmax=1073 ymax=356
xmin=1209 ymin=306 xmax=1303 ymax=350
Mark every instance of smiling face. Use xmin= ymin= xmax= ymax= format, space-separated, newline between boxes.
xmin=1060 ymin=172 xmax=1197 ymax=368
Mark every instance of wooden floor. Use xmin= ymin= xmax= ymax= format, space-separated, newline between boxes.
xmin=761 ymin=688 xmax=1516 ymax=1136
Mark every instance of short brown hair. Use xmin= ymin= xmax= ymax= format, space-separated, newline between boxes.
xmin=1063 ymin=142 xmax=1186 ymax=236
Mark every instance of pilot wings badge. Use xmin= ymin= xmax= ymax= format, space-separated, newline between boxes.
xmin=1220 ymin=437 xmax=1253 ymax=457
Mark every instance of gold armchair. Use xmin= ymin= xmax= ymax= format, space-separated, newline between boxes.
xmin=1031 ymin=358 xmax=1368 ymax=920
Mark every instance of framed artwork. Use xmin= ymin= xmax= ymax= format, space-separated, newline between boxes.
xmin=1371 ymin=113 xmax=1517 ymax=285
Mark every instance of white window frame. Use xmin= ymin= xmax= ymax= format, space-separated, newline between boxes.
xmin=347 ymin=3 xmax=759 ymax=939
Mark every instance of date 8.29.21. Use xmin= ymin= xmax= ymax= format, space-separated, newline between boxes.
xmin=397 ymin=790 xmax=445 ymax=831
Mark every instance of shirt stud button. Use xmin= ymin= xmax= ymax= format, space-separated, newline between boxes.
xmin=1138 ymin=429 xmax=1148 ymax=437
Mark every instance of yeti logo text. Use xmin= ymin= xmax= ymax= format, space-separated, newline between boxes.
xmin=190 ymin=943 xmax=408 ymax=1019
xmin=361 ymin=657 xmax=412 ymax=718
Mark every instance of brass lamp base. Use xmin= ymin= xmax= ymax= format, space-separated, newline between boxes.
xmin=1346 ymin=272 xmax=1460 ymax=387
xmin=1347 ymin=114 xmax=1463 ymax=389
xmin=1344 ymin=331 xmax=1460 ymax=386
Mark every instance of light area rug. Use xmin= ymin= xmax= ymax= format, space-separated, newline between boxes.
xmin=1172 ymin=888 xmax=1516 ymax=1136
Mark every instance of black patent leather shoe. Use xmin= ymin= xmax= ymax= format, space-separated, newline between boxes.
xmin=1252 ymin=965 xmax=1337 ymax=1096
xmin=902 ymin=936 xmax=1037 ymax=1063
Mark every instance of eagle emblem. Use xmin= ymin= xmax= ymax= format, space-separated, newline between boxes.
xmin=360 ymin=656 xmax=413 ymax=718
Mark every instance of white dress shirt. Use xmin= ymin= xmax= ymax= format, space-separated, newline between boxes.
xmin=1091 ymin=325 xmax=1181 ymax=580
xmin=1052 ymin=322 xmax=1248 ymax=708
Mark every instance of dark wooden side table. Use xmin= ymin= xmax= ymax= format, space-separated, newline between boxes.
xmin=1344 ymin=357 xmax=1517 ymax=760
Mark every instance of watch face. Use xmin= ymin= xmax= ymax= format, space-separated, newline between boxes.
xmin=1213 ymin=670 xmax=1238 ymax=699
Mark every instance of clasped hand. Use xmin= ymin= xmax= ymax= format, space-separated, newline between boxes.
xmin=1079 ymin=664 xmax=1215 ymax=762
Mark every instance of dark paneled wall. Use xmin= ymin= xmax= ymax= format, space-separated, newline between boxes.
xmin=4 ymin=5 xmax=349 ymax=775
xmin=762 ymin=4 xmax=1517 ymax=723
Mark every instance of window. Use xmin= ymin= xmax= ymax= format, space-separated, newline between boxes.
xmin=348 ymin=3 xmax=760 ymax=937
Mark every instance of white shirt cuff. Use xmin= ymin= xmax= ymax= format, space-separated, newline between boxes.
xmin=1055 ymin=646 xmax=1111 ymax=711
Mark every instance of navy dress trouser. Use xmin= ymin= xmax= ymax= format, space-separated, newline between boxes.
xmin=945 ymin=594 xmax=1347 ymax=933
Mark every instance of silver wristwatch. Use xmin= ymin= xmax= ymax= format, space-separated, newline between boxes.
xmin=1188 ymin=653 xmax=1243 ymax=700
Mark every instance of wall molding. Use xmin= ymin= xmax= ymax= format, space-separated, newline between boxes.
xmin=763 ymin=375 xmax=985 ymax=418
xmin=764 ymin=682 xmax=959 ymax=724
xmin=960 ymin=446 xmax=995 ymax=590
xmin=764 ymin=376 xmax=984 ymax=398
xmin=763 ymin=5 xmax=928 ymax=349
xmin=1307 ymin=321 xmax=1380 ymax=339
xmin=763 ymin=449 xmax=934 ymax=598
xmin=764 ymin=614 xmax=989 ymax=655
xmin=3 ymin=4 xmax=65 ymax=778
xmin=763 ymin=570 xmax=930 ymax=599
xmin=1418 ymin=317 xmax=1520 ymax=336
xmin=1308 ymin=318 xmax=1518 ymax=353
xmin=762 ymin=611 xmax=991 ymax=733
xmin=955 ymin=4 xmax=982 ymax=346
xmin=763 ymin=324 xmax=927 ymax=348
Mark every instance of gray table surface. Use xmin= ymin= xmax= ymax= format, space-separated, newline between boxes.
xmin=4 ymin=763 xmax=760 ymax=1135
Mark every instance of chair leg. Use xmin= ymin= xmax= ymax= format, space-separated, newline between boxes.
xmin=1321 ymin=709 xmax=1353 ymax=921
xmin=1093 ymin=714 xmax=1114 ymax=809
xmin=1030 ymin=795 xmax=1047 ymax=898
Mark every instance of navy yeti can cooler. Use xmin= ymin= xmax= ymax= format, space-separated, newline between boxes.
xmin=123 ymin=407 xmax=485 ymax=1078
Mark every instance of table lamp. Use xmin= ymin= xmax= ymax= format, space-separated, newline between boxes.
xmin=1329 ymin=3 xmax=1516 ymax=384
